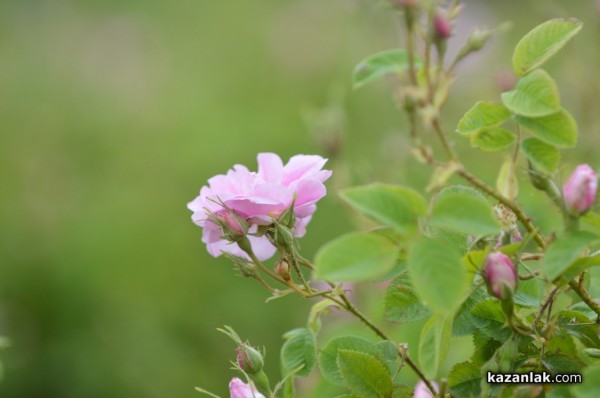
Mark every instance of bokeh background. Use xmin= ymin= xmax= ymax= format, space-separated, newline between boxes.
xmin=1 ymin=0 xmax=600 ymax=396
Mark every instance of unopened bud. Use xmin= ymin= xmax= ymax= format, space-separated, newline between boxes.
xmin=208 ymin=208 xmax=249 ymax=242
xmin=236 ymin=344 xmax=264 ymax=375
xmin=563 ymin=164 xmax=598 ymax=216
xmin=484 ymin=252 xmax=517 ymax=300
xmin=275 ymin=259 xmax=291 ymax=281
xmin=433 ymin=10 xmax=453 ymax=40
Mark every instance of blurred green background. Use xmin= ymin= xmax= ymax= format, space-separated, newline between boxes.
xmin=1 ymin=0 xmax=599 ymax=396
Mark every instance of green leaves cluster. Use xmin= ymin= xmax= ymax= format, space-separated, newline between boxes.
xmin=318 ymin=336 xmax=400 ymax=398
xmin=456 ymin=18 xmax=582 ymax=178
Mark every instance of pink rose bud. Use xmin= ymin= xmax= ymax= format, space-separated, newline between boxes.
xmin=236 ymin=344 xmax=264 ymax=375
xmin=563 ymin=164 xmax=598 ymax=215
xmin=413 ymin=380 xmax=438 ymax=398
xmin=229 ymin=378 xmax=265 ymax=398
xmin=434 ymin=11 xmax=452 ymax=39
xmin=484 ymin=252 xmax=517 ymax=300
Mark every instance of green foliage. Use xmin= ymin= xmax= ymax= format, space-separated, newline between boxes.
xmin=470 ymin=128 xmax=515 ymax=152
xmin=453 ymin=287 xmax=488 ymax=336
xmin=542 ymin=231 xmax=598 ymax=281
xmin=512 ymin=18 xmax=583 ymax=76
xmin=520 ymin=137 xmax=560 ymax=174
xmin=383 ymin=271 xmax=432 ymax=323
xmin=556 ymin=310 xmax=600 ymax=348
xmin=353 ymin=50 xmax=422 ymax=89
xmin=336 ymin=350 xmax=393 ymax=398
xmin=418 ymin=314 xmax=452 ymax=379
xmin=456 ymin=102 xmax=511 ymax=135
xmin=280 ymin=328 xmax=317 ymax=377
xmin=470 ymin=300 xmax=511 ymax=342
xmin=448 ymin=361 xmax=481 ymax=398
xmin=340 ymin=184 xmax=427 ymax=234
xmin=318 ymin=336 xmax=383 ymax=387
xmin=573 ymin=364 xmax=600 ymax=398
xmin=407 ymin=236 xmax=470 ymax=314
xmin=314 ymin=232 xmax=399 ymax=281
xmin=430 ymin=186 xmax=501 ymax=236
xmin=514 ymin=108 xmax=578 ymax=147
xmin=501 ymin=69 xmax=560 ymax=117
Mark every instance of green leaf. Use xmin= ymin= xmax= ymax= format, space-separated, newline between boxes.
xmin=453 ymin=287 xmax=488 ymax=336
xmin=543 ymin=231 xmax=598 ymax=281
xmin=375 ymin=341 xmax=399 ymax=375
xmin=448 ymin=361 xmax=481 ymax=398
xmin=557 ymin=310 xmax=600 ymax=348
xmin=500 ymin=69 xmax=560 ymax=117
xmin=430 ymin=186 xmax=501 ymax=236
xmin=456 ymin=102 xmax=511 ymax=135
xmin=573 ymin=364 xmax=600 ymax=398
xmin=470 ymin=300 xmax=511 ymax=342
xmin=512 ymin=18 xmax=583 ymax=76
xmin=315 ymin=232 xmax=399 ymax=282
xmin=353 ymin=50 xmax=421 ymax=89
xmin=418 ymin=314 xmax=452 ymax=379
xmin=520 ymin=137 xmax=560 ymax=174
xmin=407 ymin=236 xmax=469 ymax=314
xmin=470 ymin=128 xmax=515 ymax=152
xmin=496 ymin=156 xmax=519 ymax=201
xmin=384 ymin=271 xmax=432 ymax=323
xmin=514 ymin=108 xmax=578 ymax=147
xmin=319 ymin=336 xmax=380 ymax=386
xmin=341 ymin=184 xmax=427 ymax=234
xmin=560 ymin=255 xmax=600 ymax=284
xmin=542 ymin=353 xmax=585 ymax=374
xmin=337 ymin=350 xmax=393 ymax=398
xmin=281 ymin=328 xmax=317 ymax=377
xmin=582 ymin=212 xmax=600 ymax=235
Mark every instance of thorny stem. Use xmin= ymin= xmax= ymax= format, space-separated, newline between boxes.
xmin=247 ymin=241 xmax=437 ymax=396
xmin=456 ymin=168 xmax=547 ymax=250
xmin=245 ymin=249 xmax=287 ymax=285
xmin=531 ymin=286 xmax=560 ymax=331
xmin=569 ymin=279 xmax=600 ymax=315
xmin=338 ymin=293 xmax=437 ymax=395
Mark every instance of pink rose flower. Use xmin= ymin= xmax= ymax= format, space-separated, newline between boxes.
xmin=563 ymin=164 xmax=598 ymax=215
xmin=413 ymin=380 xmax=438 ymax=398
xmin=484 ymin=252 xmax=517 ymax=299
xmin=187 ymin=153 xmax=332 ymax=260
xmin=229 ymin=378 xmax=265 ymax=398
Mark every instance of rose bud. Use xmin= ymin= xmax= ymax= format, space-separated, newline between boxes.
xmin=413 ymin=380 xmax=438 ymax=398
xmin=484 ymin=252 xmax=517 ymax=300
xmin=236 ymin=344 xmax=264 ymax=375
xmin=563 ymin=164 xmax=598 ymax=215
xmin=229 ymin=378 xmax=265 ymax=398
xmin=433 ymin=10 xmax=453 ymax=40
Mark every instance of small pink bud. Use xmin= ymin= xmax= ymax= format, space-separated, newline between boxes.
xmin=235 ymin=345 xmax=264 ymax=374
xmin=274 ymin=259 xmax=291 ymax=281
xmin=219 ymin=211 xmax=247 ymax=235
xmin=229 ymin=378 xmax=265 ymax=398
xmin=413 ymin=380 xmax=438 ymax=398
xmin=484 ymin=252 xmax=517 ymax=299
xmin=563 ymin=164 xmax=598 ymax=215
xmin=434 ymin=11 xmax=453 ymax=40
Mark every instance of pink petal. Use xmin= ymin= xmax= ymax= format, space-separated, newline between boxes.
xmin=282 ymin=155 xmax=328 ymax=185
xmin=257 ymin=153 xmax=284 ymax=183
